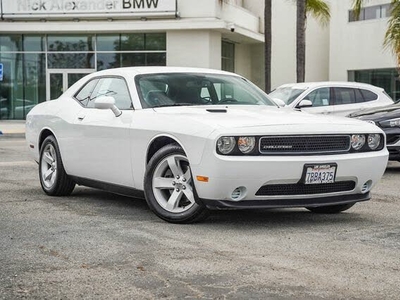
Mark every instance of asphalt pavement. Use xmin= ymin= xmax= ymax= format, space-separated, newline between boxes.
xmin=0 ymin=138 xmax=400 ymax=299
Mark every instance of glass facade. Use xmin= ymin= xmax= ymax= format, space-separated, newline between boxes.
xmin=0 ymin=33 xmax=166 ymax=120
xmin=348 ymin=68 xmax=400 ymax=101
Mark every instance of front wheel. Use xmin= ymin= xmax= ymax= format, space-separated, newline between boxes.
xmin=39 ymin=135 xmax=75 ymax=196
xmin=144 ymin=144 xmax=209 ymax=223
xmin=306 ymin=203 xmax=355 ymax=214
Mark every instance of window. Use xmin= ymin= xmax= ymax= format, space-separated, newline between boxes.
xmin=360 ymin=89 xmax=378 ymax=101
xmin=87 ymin=77 xmax=132 ymax=110
xmin=0 ymin=33 xmax=166 ymax=119
xmin=269 ymin=87 xmax=306 ymax=105
xmin=222 ymin=41 xmax=235 ymax=72
xmin=333 ymin=87 xmax=356 ymax=105
xmin=47 ymin=35 xmax=94 ymax=52
xmin=349 ymin=3 xmax=391 ymax=22
xmin=304 ymin=88 xmax=330 ymax=107
xmin=136 ymin=73 xmax=275 ymax=108
xmin=74 ymin=79 xmax=99 ymax=107
xmin=96 ymin=33 xmax=166 ymax=70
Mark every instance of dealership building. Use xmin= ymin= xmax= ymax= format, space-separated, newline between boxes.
xmin=0 ymin=0 xmax=397 ymax=120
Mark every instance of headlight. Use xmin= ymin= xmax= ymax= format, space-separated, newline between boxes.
xmin=351 ymin=134 xmax=366 ymax=150
xmin=238 ymin=137 xmax=256 ymax=154
xmin=217 ymin=137 xmax=236 ymax=154
xmin=367 ymin=134 xmax=381 ymax=150
xmin=380 ymin=118 xmax=400 ymax=128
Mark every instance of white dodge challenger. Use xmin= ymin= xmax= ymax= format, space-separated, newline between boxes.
xmin=26 ymin=67 xmax=388 ymax=223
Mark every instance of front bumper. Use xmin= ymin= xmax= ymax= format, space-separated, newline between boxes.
xmin=190 ymin=146 xmax=388 ymax=208
xmin=201 ymin=192 xmax=370 ymax=210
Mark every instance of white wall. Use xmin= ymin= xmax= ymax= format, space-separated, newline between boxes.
xmin=167 ymin=30 xmax=222 ymax=69
xmin=235 ymin=43 xmax=252 ymax=79
xmin=270 ymin=0 xmax=329 ymax=89
xmin=329 ymin=0 xmax=396 ymax=81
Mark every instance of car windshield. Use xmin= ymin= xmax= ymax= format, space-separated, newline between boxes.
xmin=135 ymin=73 xmax=276 ymax=108
xmin=269 ymin=87 xmax=306 ymax=105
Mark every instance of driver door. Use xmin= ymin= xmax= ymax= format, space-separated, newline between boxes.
xmin=69 ymin=76 xmax=135 ymax=187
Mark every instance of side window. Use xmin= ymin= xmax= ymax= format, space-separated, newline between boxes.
xmin=354 ymin=89 xmax=365 ymax=103
xmin=88 ymin=77 xmax=133 ymax=110
xmin=360 ymin=89 xmax=378 ymax=102
xmin=200 ymin=87 xmax=211 ymax=99
xmin=74 ymin=79 xmax=99 ymax=107
xmin=333 ymin=87 xmax=356 ymax=105
xmin=304 ymin=88 xmax=330 ymax=107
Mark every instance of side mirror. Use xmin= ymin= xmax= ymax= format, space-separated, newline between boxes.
xmin=94 ymin=96 xmax=122 ymax=117
xmin=272 ymin=98 xmax=286 ymax=107
xmin=297 ymin=99 xmax=313 ymax=108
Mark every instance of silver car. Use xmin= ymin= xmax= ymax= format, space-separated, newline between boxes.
xmin=269 ymin=82 xmax=394 ymax=116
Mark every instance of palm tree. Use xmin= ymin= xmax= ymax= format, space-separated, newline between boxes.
xmin=265 ymin=0 xmax=272 ymax=92
xmin=296 ymin=0 xmax=330 ymax=82
xmin=353 ymin=0 xmax=400 ymax=68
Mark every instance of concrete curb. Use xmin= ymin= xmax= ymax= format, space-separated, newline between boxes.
xmin=0 ymin=133 xmax=25 ymax=139
xmin=0 ymin=121 xmax=26 ymax=139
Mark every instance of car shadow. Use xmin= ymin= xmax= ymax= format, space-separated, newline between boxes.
xmin=61 ymin=186 xmax=367 ymax=228
xmin=205 ymin=208 xmax=365 ymax=228
xmin=385 ymin=161 xmax=400 ymax=173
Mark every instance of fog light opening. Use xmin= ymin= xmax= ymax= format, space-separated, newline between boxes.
xmin=361 ymin=180 xmax=372 ymax=194
xmin=231 ymin=186 xmax=247 ymax=201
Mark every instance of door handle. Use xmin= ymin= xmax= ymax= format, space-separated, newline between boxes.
xmin=77 ymin=113 xmax=86 ymax=121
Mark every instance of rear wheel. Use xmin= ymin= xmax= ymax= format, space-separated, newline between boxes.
xmin=39 ymin=135 xmax=75 ymax=196
xmin=306 ymin=203 xmax=355 ymax=214
xmin=144 ymin=144 xmax=209 ymax=223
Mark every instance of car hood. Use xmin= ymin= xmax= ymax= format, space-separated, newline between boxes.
xmin=349 ymin=103 xmax=400 ymax=121
xmin=153 ymin=105 xmax=378 ymax=133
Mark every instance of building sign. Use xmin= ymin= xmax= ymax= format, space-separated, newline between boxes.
xmin=0 ymin=0 xmax=177 ymax=19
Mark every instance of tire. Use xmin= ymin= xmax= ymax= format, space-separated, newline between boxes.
xmin=39 ymin=135 xmax=75 ymax=196
xmin=306 ymin=203 xmax=355 ymax=214
xmin=144 ymin=144 xmax=209 ymax=224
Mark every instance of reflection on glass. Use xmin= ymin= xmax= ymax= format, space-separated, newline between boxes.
xmin=50 ymin=74 xmax=63 ymax=100
xmin=24 ymin=53 xmax=46 ymax=116
xmin=0 ymin=35 xmax=22 ymax=52
xmin=48 ymin=53 xmax=95 ymax=69
xmin=23 ymin=35 xmax=45 ymax=52
xmin=146 ymin=53 xmax=166 ymax=66
xmin=222 ymin=41 xmax=235 ymax=72
xmin=146 ymin=33 xmax=166 ymax=50
xmin=122 ymin=53 xmax=145 ymax=67
xmin=97 ymin=35 xmax=120 ymax=51
xmin=351 ymin=68 xmax=398 ymax=101
xmin=97 ymin=53 xmax=120 ymax=70
xmin=48 ymin=35 xmax=94 ymax=51
xmin=0 ymin=53 xmax=23 ymax=119
xmin=121 ymin=34 xmax=145 ymax=51
xmin=68 ymin=73 xmax=87 ymax=88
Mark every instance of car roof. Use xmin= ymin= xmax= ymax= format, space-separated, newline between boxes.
xmin=88 ymin=66 xmax=239 ymax=77
xmin=276 ymin=81 xmax=384 ymax=92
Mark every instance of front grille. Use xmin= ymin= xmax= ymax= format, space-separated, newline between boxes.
xmin=256 ymin=181 xmax=356 ymax=196
xmin=259 ymin=135 xmax=350 ymax=155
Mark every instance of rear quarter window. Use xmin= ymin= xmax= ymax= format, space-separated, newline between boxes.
xmin=360 ymin=89 xmax=378 ymax=102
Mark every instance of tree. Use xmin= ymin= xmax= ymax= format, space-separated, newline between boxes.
xmin=265 ymin=0 xmax=272 ymax=92
xmin=296 ymin=0 xmax=330 ymax=82
xmin=353 ymin=0 xmax=400 ymax=68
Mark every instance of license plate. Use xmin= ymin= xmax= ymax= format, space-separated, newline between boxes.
xmin=303 ymin=164 xmax=337 ymax=184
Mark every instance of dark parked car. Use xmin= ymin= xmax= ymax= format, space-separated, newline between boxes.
xmin=349 ymin=102 xmax=400 ymax=161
